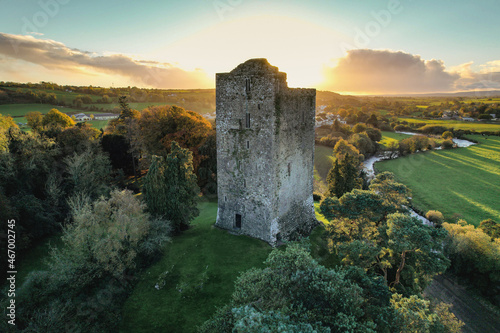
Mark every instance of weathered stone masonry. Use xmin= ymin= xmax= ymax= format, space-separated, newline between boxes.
xmin=215 ymin=58 xmax=317 ymax=245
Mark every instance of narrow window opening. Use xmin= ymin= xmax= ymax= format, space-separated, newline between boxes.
xmin=258 ymin=103 xmax=261 ymax=110
xmin=235 ymin=214 xmax=242 ymax=229
xmin=246 ymin=140 xmax=249 ymax=149
xmin=244 ymin=179 xmax=246 ymax=188
xmin=288 ymin=162 xmax=291 ymax=177
xmin=246 ymin=113 xmax=251 ymax=128
xmin=245 ymin=78 xmax=251 ymax=94
xmin=224 ymin=195 xmax=227 ymax=202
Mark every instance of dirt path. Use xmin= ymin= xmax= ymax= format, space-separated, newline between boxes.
xmin=424 ymin=274 xmax=500 ymax=333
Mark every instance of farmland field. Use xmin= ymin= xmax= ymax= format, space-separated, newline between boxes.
xmin=0 ymin=103 xmax=80 ymax=117
xmin=375 ymin=135 xmax=500 ymax=226
xmin=398 ymin=117 xmax=500 ymax=132
xmin=0 ymin=103 xmax=111 ymax=129
xmin=379 ymin=131 xmax=413 ymax=149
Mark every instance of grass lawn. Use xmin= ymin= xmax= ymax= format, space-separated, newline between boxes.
xmin=379 ymin=131 xmax=413 ymax=149
xmin=119 ymin=200 xmax=272 ymax=333
xmin=0 ymin=104 xmax=81 ymax=117
xmin=375 ymin=135 xmax=500 ymax=226
xmin=398 ymin=117 xmax=500 ymax=132
xmin=120 ymin=199 xmax=333 ymax=333
xmin=314 ymin=145 xmax=333 ymax=181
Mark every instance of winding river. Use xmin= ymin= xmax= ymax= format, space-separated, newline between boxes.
xmin=362 ymin=132 xmax=477 ymax=225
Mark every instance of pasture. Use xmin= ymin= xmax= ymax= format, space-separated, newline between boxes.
xmin=379 ymin=131 xmax=413 ymax=149
xmin=375 ymin=135 xmax=500 ymax=226
xmin=398 ymin=117 xmax=500 ymax=132
xmin=0 ymin=103 xmax=111 ymax=129
xmin=120 ymin=200 xmax=272 ymax=333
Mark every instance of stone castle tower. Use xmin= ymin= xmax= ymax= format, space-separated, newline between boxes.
xmin=215 ymin=59 xmax=317 ymax=245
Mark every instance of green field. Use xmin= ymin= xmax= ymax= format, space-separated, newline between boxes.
xmin=376 ymin=135 xmax=500 ymax=226
xmin=0 ymin=103 xmax=111 ymax=129
xmin=0 ymin=104 xmax=79 ymax=117
xmin=398 ymin=117 xmax=500 ymax=132
xmin=379 ymin=131 xmax=413 ymax=149
xmin=120 ymin=200 xmax=272 ymax=332
xmin=120 ymin=199 xmax=332 ymax=332
xmin=314 ymin=145 xmax=333 ymax=181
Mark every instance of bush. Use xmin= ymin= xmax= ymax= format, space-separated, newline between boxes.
xmin=394 ymin=124 xmax=412 ymax=132
xmin=418 ymin=125 xmax=448 ymax=135
xmin=378 ymin=122 xmax=394 ymax=132
xmin=441 ymin=139 xmax=454 ymax=149
xmin=364 ymin=127 xmax=382 ymax=142
xmin=425 ymin=210 xmax=445 ymax=227
xmin=441 ymin=131 xmax=453 ymax=139
xmin=352 ymin=123 xmax=367 ymax=133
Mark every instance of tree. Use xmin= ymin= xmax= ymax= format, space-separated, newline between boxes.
xmin=425 ymin=210 xmax=445 ymax=227
xmin=200 ymin=243 xmax=392 ymax=332
xmin=137 ymin=104 xmax=212 ymax=157
xmin=0 ymin=114 xmax=17 ymax=151
xmin=65 ymin=146 xmax=112 ymax=201
xmin=384 ymin=213 xmax=449 ymax=292
xmin=57 ymin=123 xmax=101 ymax=155
xmin=326 ymin=139 xmax=363 ymax=198
xmin=479 ymin=219 xmax=500 ymax=239
xmin=10 ymin=190 xmax=172 ymax=332
xmin=26 ymin=111 xmax=44 ymax=132
xmin=391 ymin=294 xmax=463 ymax=333
xmin=42 ymin=108 xmax=75 ymax=129
xmin=143 ymin=141 xmax=200 ymax=232
xmin=101 ymin=134 xmax=137 ymax=175
xmin=118 ymin=95 xmax=137 ymax=120
xmin=352 ymin=122 xmax=367 ymax=133
xmin=442 ymin=131 xmax=453 ymax=139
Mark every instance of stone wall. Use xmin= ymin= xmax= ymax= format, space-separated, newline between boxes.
xmin=216 ymin=58 xmax=317 ymax=245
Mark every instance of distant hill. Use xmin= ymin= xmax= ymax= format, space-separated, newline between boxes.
xmin=371 ymin=90 xmax=500 ymax=98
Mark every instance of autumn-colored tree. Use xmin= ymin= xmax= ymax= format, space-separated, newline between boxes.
xmin=42 ymin=108 xmax=75 ymax=129
xmin=138 ymin=105 xmax=212 ymax=155
xmin=26 ymin=111 xmax=44 ymax=132
xmin=0 ymin=114 xmax=17 ymax=151
xmin=479 ymin=219 xmax=500 ymax=239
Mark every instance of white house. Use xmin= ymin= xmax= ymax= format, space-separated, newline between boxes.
xmin=73 ymin=113 xmax=91 ymax=121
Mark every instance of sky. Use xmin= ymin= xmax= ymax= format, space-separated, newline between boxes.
xmin=0 ymin=0 xmax=500 ymax=94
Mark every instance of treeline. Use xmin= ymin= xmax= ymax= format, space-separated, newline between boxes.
xmin=0 ymin=81 xmax=216 ymax=114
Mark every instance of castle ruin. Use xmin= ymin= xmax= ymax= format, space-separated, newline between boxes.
xmin=215 ymin=59 xmax=317 ymax=245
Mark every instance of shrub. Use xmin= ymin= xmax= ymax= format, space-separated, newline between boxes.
xmin=352 ymin=123 xmax=367 ymax=133
xmin=425 ymin=210 xmax=445 ymax=227
xmin=441 ymin=139 xmax=454 ymax=149
xmin=394 ymin=124 xmax=412 ymax=132
xmin=364 ymin=127 xmax=382 ymax=142
xmin=441 ymin=131 xmax=453 ymax=139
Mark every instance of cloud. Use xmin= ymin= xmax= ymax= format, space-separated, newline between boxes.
xmin=0 ymin=33 xmax=211 ymax=88
xmin=321 ymin=49 xmax=460 ymax=93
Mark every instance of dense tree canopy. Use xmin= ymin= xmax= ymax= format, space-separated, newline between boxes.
xmin=143 ymin=141 xmax=200 ymax=232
